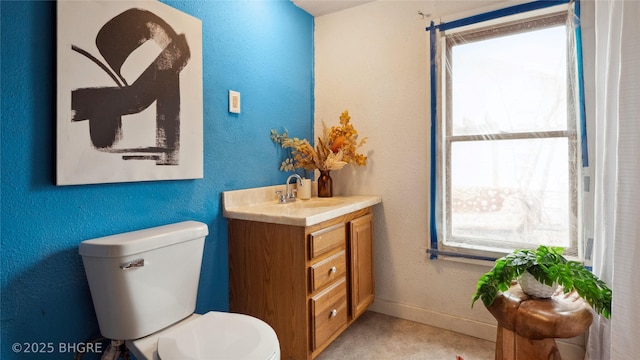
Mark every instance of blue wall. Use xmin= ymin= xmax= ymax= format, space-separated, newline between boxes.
xmin=0 ymin=1 xmax=313 ymax=358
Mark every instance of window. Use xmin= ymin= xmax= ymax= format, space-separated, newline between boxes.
xmin=429 ymin=2 xmax=584 ymax=260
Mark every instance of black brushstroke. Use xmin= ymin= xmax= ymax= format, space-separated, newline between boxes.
xmin=71 ymin=45 xmax=124 ymax=88
xmin=70 ymin=8 xmax=191 ymax=166
xmin=95 ymin=8 xmax=180 ymax=87
xmin=122 ymin=155 xmax=162 ymax=161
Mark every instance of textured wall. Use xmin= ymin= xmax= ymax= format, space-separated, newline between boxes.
xmin=314 ymin=2 xmax=589 ymax=358
xmin=0 ymin=1 xmax=313 ymax=358
xmin=313 ymin=0 xmax=510 ymax=340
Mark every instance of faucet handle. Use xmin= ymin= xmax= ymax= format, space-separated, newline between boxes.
xmin=288 ymin=189 xmax=298 ymax=199
xmin=275 ymin=190 xmax=286 ymax=203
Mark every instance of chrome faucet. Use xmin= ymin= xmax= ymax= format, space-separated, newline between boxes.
xmin=276 ymin=174 xmax=303 ymax=203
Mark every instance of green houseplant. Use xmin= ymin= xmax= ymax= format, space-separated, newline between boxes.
xmin=471 ymin=245 xmax=612 ymax=319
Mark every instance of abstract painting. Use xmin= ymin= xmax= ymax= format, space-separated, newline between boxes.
xmin=56 ymin=1 xmax=203 ymax=185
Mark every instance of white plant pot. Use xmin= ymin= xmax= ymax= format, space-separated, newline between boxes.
xmin=518 ymin=271 xmax=558 ymax=298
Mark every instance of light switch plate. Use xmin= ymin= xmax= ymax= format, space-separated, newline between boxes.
xmin=229 ymin=90 xmax=240 ymax=114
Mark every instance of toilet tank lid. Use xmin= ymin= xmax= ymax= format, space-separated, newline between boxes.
xmin=79 ymin=221 xmax=208 ymax=258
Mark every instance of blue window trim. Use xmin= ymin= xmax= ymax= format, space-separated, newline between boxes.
xmin=426 ymin=0 xmax=585 ymax=260
xmin=426 ymin=0 xmax=569 ymax=32
xmin=428 ymin=21 xmax=438 ymax=260
xmin=574 ymin=0 xmax=589 ymax=167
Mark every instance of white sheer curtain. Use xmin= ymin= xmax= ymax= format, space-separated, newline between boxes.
xmin=587 ymin=0 xmax=640 ymax=359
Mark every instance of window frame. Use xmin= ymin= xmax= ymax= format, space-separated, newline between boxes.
xmin=429 ymin=2 xmax=584 ymax=261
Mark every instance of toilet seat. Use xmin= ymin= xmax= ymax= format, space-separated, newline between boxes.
xmin=127 ymin=312 xmax=280 ymax=360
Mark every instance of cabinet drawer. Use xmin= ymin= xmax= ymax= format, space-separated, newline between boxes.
xmin=309 ymin=223 xmax=345 ymax=259
xmin=310 ymin=277 xmax=348 ymax=350
xmin=310 ymin=250 xmax=346 ymax=292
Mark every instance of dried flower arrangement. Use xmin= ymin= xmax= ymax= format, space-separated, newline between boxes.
xmin=270 ymin=110 xmax=368 ymax=172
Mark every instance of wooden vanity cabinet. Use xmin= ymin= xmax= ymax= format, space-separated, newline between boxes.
xmin=228 ymin=207 xmax=375 ymax=360
xmin=349 ymin=213 xmax=375 ymax=320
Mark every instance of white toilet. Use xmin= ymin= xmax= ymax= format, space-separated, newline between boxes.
xmin=79 ymin=221 xmax=280 ymax=360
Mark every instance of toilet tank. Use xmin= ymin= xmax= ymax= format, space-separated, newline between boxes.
xmin=79 ymin=221 xmax=208 ymax=340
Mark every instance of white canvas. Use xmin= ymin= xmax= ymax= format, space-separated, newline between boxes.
xmin=56 ymin=0 xmax=203 ymax=185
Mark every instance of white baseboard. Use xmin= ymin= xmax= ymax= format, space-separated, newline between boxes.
xmin=369 ymin=298 xmax=497 ymax=342
xmin=369 ymin=298 xmax=585 ymax=360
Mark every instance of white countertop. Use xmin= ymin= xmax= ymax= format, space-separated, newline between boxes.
xmin=222 ymin=184 xmax=381 ymax=226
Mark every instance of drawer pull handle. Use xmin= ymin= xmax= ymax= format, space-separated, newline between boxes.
xmin=330 ymin=309 xmax=338 ymax=318
xmin=330 ymin=266 xmax=337 ymax=274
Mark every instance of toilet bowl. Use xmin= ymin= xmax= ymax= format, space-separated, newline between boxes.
xmin=79 ymin=221 xmax=280 ymax=360
xmin=127 ymin=312 xmax=279 ymax=360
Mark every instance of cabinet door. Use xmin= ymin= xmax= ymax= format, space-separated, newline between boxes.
xmin=349 ymin=213 xmax=374 ymax=320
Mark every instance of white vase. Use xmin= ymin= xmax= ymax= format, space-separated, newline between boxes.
xmin=518 ymin=271 xmax=558 ymax=298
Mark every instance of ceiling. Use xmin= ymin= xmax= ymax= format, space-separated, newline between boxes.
xmin=291 ymin=0 xmax=374 ymax=17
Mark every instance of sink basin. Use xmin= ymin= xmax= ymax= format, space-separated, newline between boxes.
xmin=284 ymin=197 xmax=344 ymax=208
xmin=258 ymin=197 xmax=345 ymax=211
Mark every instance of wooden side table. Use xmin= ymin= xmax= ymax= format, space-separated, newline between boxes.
xmin=486 ymin=283 xmax=593 ymax=360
